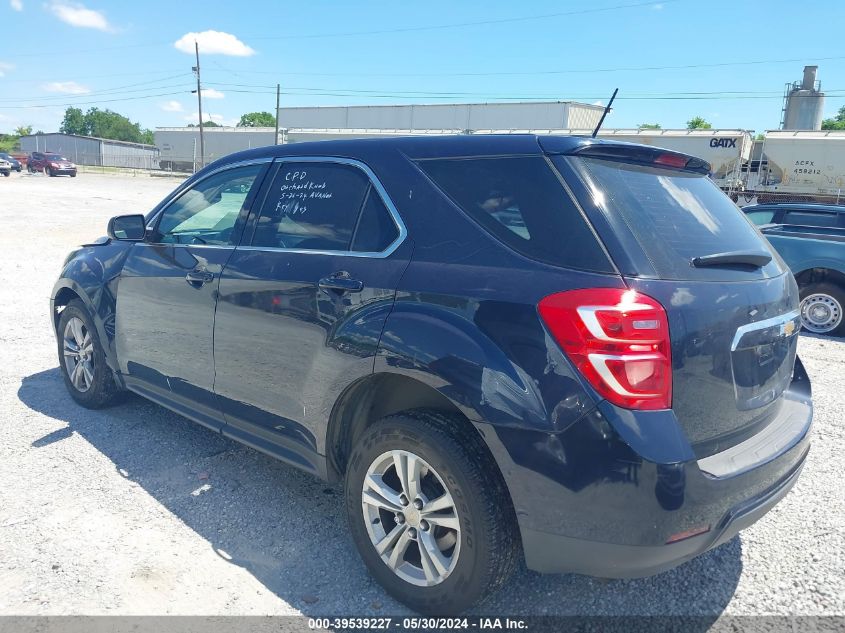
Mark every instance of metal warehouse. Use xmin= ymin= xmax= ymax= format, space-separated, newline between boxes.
xmin=19 ymin=133 xmax=160 ymax=169
xmin=276 ymin=101 xmax=606 ymax=131
xmin=155 ymin=127 xmax=277 ymax=171
xmin=154 ymin=100 xmax=606 ymax=170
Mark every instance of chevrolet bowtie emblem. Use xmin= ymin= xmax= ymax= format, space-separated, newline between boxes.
xmin=782 ymin=321 xmax=796 ymax=337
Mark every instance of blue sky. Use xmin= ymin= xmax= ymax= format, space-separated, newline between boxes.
xmin=1 ymin=0 xmax=844 ymax=134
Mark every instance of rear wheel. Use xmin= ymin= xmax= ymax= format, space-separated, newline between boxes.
xmin=57 ymin=299 xmax=121 ymax=408
xmin=345 ymin=410 xmax=519 ymax=614
xmin=799 ymin=282 xmax=845 ymax=336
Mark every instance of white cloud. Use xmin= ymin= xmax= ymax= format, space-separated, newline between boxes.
xmin=0 ymin=61 xmax=14 ymax=77
xmin=42 ymin=81 xmax=90 ymax=94
xmin=47 ymin=1 xmax=113 ymax=32
xmin=161 ymin=100 xmax=184 ymax=112
xmin=201 ymin=88 xmax=225 ymax=99
xmin=652 ymin=2 xmax=664 ymax=8
xmin=174 ymin=30 xmax=255 ymax=57
xmin=10 ymin=0 xmax=23 ymax=11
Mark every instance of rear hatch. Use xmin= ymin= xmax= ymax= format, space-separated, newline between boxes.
xmin=547 ymin=141 xmax=801 ymax=457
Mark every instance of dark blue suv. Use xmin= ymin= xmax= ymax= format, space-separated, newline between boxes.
xmin=51 ymin=135 xmax=812 ymax=613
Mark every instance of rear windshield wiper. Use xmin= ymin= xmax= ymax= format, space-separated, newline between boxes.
xmin=691 ymin=251 xmax=772 ymax=268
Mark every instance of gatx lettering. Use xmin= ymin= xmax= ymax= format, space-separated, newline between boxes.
xmin=709 ymin=138 xmax=737 ymax=148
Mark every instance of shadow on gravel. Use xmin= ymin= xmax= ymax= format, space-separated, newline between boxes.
xmin=19 ymin=367 xmax=742 ymax=621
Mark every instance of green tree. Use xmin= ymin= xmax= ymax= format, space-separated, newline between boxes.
xmin=821 ymin=106 xmax=845 ymax=130
xmin=14 ymin=125 xmax=32 ymax=137
xmin=638 ymin=123 xmax=662 ymax=129
xmin=686 ymin=116 xmax=712 ymax=130
xmin=187 ymin=121 xmax=221 ymax=127
xmin=60 ymin=107 xmax=86 ymax=135
xmin=237 ymin=111 xmax=276 ymax=127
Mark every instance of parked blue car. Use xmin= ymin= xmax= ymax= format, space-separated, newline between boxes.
xmin=743 ymin=203 xmax=845 ymax=336
xmin=51 ymin=135 xmax=812 ymax=613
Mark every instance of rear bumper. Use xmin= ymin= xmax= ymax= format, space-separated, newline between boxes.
xmin=521 ymin=444 xmax=807 ymax=577
xmin=483 ymin=357 xmax=812 ymax=578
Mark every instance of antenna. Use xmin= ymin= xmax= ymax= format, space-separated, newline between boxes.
xmin=592 ymin=88 xmax=619 ymax=138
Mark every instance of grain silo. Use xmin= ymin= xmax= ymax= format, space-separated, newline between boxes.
xmin=781 ymin=66 xmax=825 ymax=131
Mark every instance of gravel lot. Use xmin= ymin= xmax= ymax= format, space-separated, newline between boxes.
xmin=0 ymin=170 xmax=843 ymax=619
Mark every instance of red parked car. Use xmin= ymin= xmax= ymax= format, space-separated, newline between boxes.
xmin=27 ymin=151 xmax=77 ymax=177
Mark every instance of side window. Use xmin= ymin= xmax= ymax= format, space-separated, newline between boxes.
xmin=252 ymin=162 xmax=370 ymax=251
xmin=155 ymin=164 xmax=263 ymax=245
xmin=418 ymin=156 xmax=614 ymax=272
xmin=782 ymin=211 xmax=838 ymax=227
xmin=744 ymin=210 xmax=776 ymax=226
xmin=350 ymin=187 xmax=400 ymax=252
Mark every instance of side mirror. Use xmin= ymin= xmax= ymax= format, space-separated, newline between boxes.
xmin=107 ymin=214 xmax=147 ymax=241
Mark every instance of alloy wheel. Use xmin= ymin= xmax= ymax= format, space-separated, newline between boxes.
xmin=361 ymin=450 xmax=461 ymax=587
xmin=62 ymin=316 xmax=95 ymax=392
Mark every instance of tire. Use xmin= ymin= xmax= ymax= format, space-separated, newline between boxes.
xmin=2 ymin=171 xmax=8 ymax=177
xmin=799 ymin=282 xmax=845 ymax=337
xmin=345 ymin=410 xmax=519 ymax=614
xmin=57 ymin=299 xmax=121 ymax=408
xmin=70 ymin=172 xmax=77 ymax=178
xmin=47 ymin=167 xmax=54 ymax=177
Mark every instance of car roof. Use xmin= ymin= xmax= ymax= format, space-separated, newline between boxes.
xmin=205 ymin=133 xmax=701 ymax=170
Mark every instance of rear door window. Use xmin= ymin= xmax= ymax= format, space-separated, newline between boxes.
xmin=564 ymin=157 xmax=781 ymax=280
xmin=252 ymin=162 xmax=370 ymax=251
xmin=350 ymin=187 xmax=400 ymax=253
xmin=417 ymin=156 xmax=613 ymax=272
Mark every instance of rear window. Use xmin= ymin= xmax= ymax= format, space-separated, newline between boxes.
xmin=568 ymin=157 xmax=775 ymax=279
xmin=417 ymin=156 xmax=613 ymax=273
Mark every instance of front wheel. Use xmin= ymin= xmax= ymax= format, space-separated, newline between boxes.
xmin=57 ymin=299 xmax=121 ymax=408
xmin=345 ymin=411 xmax=519 ymax=614
xmin=799 ymin=283 xmax=845 ymax=336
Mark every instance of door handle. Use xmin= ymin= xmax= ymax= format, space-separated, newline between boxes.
xmin=318 ymin=272 xmax=364 ymax=293
xmin=185 ymin=269 xmax=214 ymax=287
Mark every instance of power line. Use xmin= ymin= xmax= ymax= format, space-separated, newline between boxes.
xmin=204 ymin=80 xmax=841 ymax=98
xmin=246 ymin=0 xmax=684 ymax=40
xmin=0 ymin=75 xmax=193 ymax=103
xmin=0 ymin=90 xmax=188 ymax=109
xmin=201 ymin=82 xmax=845 ymax=101
xmin=205 ymin=54 xmax=845 ymax=78
xmin=0 ymin=69 xmax=189 ymax=84
xmin=2 ymin=1 xmax=681 ymax=60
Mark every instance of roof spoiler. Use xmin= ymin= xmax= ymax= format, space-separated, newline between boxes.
xmin=557 ymin=142 xmax=711 ymax=175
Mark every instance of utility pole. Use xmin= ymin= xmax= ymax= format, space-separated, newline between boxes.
xmin=274 ymin=83 xmax=280 ymax=145
xmin=192 ymin=41 xmax=205 ymax=169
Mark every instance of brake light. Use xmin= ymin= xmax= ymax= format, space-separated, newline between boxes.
xmin=654 ymin=153 xmax=689 ymax=169
xmin=538 ymin=288 xmax=672 ymax=410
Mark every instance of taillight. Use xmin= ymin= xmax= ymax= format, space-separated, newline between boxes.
xmin=538 ymin=288 xmax=672 ymax=410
